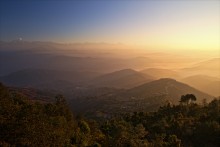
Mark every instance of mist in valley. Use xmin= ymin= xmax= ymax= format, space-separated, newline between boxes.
xmin=1 ymin=41 xmax=219 ymax=101
xmin=0 ymin=0 xmax=219 ymax=146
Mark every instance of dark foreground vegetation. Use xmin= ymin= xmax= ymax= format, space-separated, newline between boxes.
xmin=0 ymin=83 xmax=219 ymax=147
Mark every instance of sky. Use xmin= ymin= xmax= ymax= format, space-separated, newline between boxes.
xmin=0 ymin=0 xmax=219 ymax=51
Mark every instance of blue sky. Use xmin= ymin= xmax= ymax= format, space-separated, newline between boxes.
xmin=0 ymin=1 xmax=143 ymax=41
xmin=0 ymin=0 xmax=219 ymax=50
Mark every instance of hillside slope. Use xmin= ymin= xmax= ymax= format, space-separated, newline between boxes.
xmin=89 ymin=69 xmax=155 ymax=89
xmin=123 ymin=78 xmax=213 ymax=104
xmin=181 ymin=75 xmax=220 ymax=96
xmin=140 ymin=68 xmax=180 ymax=79
xmin=0 ymin=68 xmax=101 ymax=90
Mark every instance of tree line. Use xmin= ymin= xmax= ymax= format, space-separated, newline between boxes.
xmin=0 ymin=83 xmax=219 ymax=146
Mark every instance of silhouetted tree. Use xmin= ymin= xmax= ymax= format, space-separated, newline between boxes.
xmin=180 ymin=94 xmax=197 ymax=105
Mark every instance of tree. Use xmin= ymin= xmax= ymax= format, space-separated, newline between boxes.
xmin=180 ymin=94 xmax=197 ymax=105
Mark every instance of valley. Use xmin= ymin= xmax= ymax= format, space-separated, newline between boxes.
xmin=1 ymin=42 xmax=219 ymax=118
xmin=0 ymin=1 xmax=219 ymax=145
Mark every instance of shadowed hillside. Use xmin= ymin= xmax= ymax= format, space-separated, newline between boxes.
xmin=1 ymin=82 xmax=219 ymax=147
xmin=89 ymin=69 xmax=155 ymax=89
xmin=70 ymin=78 xmax=214 ymax=115
xmin=0 ymin=68 xmax=101 ymax=90
xmin=123 ymin=78 xmax=213 ymax=104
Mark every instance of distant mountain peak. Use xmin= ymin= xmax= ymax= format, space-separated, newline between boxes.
xmin=111 ymin=68 xmax=137 ymax=74
xmin=89 ymin=68 xmax=155 ymax=89
xmin=158 ymin=78 xmax=177 ymax=82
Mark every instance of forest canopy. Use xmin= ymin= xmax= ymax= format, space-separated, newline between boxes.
xmin=0 ymin=83 xmax=219 ymax=147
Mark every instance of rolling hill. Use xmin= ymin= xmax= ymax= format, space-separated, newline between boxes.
xmin=181 ymin=75 xmax=220 ymax=96
xmin=122 ymin=78 xmax=213 ymax=104
xmin=70 ymin=78 xmax=214 ymax=115
xmin=88 ymin=69 xmax=155 ymax=89
xmin=140 ymin=68 xmax=180 ymax=79
xmin=0 ymin=68 xmax=101 ymax=90
xmin=181 ymin=58 xmax=220 ymax=78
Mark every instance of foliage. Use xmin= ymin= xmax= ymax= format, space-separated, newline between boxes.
xmin=0 ymin=83 xmax=219 ymax=147
xmin=180 ymin=94 xmax=197 ymax=105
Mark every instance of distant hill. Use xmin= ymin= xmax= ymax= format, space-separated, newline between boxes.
xmin=193 ymin=58 xmax=220 ymax=70
xmin=140 ymin=68 xmax=180 ymax=79
xmin=203 ymin=81 xmax=220 ymax=97
xmin=0 ymin=68 xmax=101 ymax=91
xmin=88 ymin=69 xmax=155 ymax=89
xmin=0 ymin=43 xmax=156 ymax=75
xmin=181 ymin=75 xmax=220 ymax=97
xmin=122 ymin=78 xmax=213 ymax=104
xmin=181 ymin=58 xmax=220 ymax=78
xmin=70 ymin=78 xmax=214 ymax=115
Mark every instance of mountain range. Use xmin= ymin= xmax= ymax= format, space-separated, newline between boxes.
xmin=0 ymin=41 xmax=219 ymax=116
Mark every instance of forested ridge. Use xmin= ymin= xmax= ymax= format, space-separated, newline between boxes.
xmin=0 ymin=83 xmax=219 ymax=147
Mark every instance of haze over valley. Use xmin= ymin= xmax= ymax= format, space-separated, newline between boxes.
xmin=1 ymin=41 xmax=219 ymax=107
xmin=0 ymin=1 xmax=219 ymax=146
